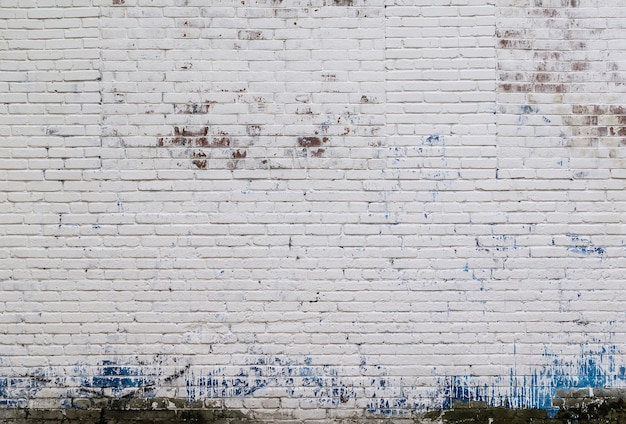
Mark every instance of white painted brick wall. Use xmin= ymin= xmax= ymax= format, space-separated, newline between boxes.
xmin=1 ymin=0 xmax=626 ymax=421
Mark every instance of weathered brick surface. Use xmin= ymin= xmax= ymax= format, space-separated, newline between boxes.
xmin=1 ymin=0 xmax=626 ymax=421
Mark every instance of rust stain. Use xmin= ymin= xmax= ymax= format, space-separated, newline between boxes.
xmin=310 ymin=149 xmax=325 ymax=157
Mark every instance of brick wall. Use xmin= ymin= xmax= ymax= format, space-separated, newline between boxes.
xmin=1 ymin=0 xmax=626 ymax=421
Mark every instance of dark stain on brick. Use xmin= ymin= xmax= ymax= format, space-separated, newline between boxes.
xmin=231 ymin=150 xmax=247 ymax=159
xmin=295 ymin=107 xmax=313 ymax=115
xmin=310 ymin=148 xmax=325 ymax=157
xmin=322 ymin=73 xmax=337 ymax=82
xmin=533 ymin=73 xmax=554 ymax=83
xmin=331 ymin=0 xmax=353 ymax=5
xmin=112 ymin=0 xmax=124 ymax=4
xmin=570 ymin=0 xmax=579 ymax=6
xmin=247 ymin=125 xmax=262 ymax=136
xmin=532 ymin=8 xmax=559 ymax=18
xmin=610 ymin=106 xmax=626 ymax=114
xmin=534 ymin=51 xmax=561 ymax=61
xmin=238 ymin=30 xmax=264 ymax=40
xmin=535 ymin=84 xmax=566 ymax=93
xmin=158 ymin=127 xmax=226 ymax=149
xmin=360 ymin=95 xmax=370 ymax=103
xmin=175 ymin=127 xmax=208 ymax=137
xmin=572 ymin=62 xmax=589 ymax=71
xmin=496 ymin=29 xmax=524 ymax=38
xmin=499 ymin=83 xmax=532 ymax=93
xmin=499 ymin=39 xmax=532 ymax=49
xmin=174 ymin=103 xmax=213 ymax=114
xmin=610 ymin=127 xmax=626 ymax=137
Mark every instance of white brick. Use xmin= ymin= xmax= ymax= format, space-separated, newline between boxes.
xmin=1 ymin=1 xmax=626 ymax=422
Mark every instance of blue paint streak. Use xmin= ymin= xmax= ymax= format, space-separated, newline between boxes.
xmin=438 ymin=345 xmax=626 ymax=417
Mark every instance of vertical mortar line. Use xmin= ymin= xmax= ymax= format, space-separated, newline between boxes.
xmin=97 ymin=0 xmax=103 ymax=155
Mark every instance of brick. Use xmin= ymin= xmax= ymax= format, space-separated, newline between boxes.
xmin=1 ymin=1 xmax=626 ymax=422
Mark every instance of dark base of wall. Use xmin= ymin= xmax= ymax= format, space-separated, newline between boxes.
xmin=3 ymin=393 xmax=626 ymax=423
xmin=0 ymin=399 xmax=251 ymax=424
xmin=429 ymin=392 xmax=626 ymax=424
xmin=0 ymin=410 xmax=249 ymax=424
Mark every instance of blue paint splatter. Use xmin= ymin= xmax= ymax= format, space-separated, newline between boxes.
xmin=565 ymin=233 xmax=605 ymax=256
xmin=568 ymin=246 xmax=605 ymax=256
xmin=521 ymin=105 xmax=538 ymax=114
xmin=424 ymin=135 xmax=443 ymax=145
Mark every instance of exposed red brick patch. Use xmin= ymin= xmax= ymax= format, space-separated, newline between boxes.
xmin=192 ymin=151 xmax=207 ymax=169
xmin=175 ymin=127 xmax=208 ymax=137
xmin=211 ymin=137 xmax=231 ymax=147
xmin=231 ymin=150 xmax=247 ymax=159
xmin=297 ymin=136 xmax=328 ymax=148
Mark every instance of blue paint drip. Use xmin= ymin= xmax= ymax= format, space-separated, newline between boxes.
xmin=438 ymin=345 xmax=626 ymax=417
xmin=0 ymin=373 xmax=48 ymax=408
xmin=568 ymin=246 xmax=605 ymax=256
xmin=186 ymin=360 xmax=354 ymax=409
